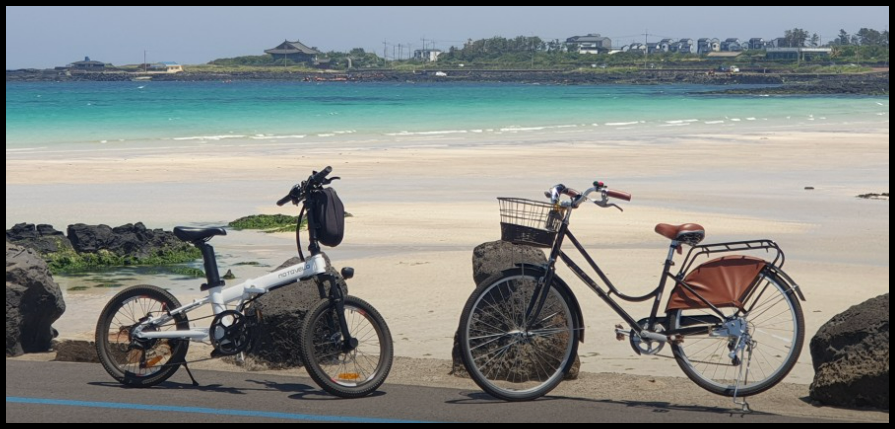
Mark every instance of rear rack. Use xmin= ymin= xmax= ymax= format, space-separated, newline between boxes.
xmin=679 ymin=239 xmax=784 ymax=275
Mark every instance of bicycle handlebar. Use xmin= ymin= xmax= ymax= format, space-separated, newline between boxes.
xmin=546 ymin=182 xmax=633 ymax=210
xmin=563 ymin=188 xmax=581 ymax=199
xmin=276 ymin=193 xmax=295 ymax=207
xmin=276 ymin=166 xmax=334 ymax=206
xmin=606 ymin=189 xmax=632 ymax=202
xmin=310 ymin=166 xmax=332 ymax=185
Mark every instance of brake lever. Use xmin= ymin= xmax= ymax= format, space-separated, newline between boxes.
xmin=321 ymin=177 xmax=341 ymax=185
xmin=591 ymin=198 xmax=624 ymax=212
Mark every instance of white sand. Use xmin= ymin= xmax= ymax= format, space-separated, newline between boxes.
xmin=6 ymin=125 xmax=889 ymax=413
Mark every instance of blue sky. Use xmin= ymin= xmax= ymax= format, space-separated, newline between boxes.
xmin=6 ymin=6 xmax=889 ymax=68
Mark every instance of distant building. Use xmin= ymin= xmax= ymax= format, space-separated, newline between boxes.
xmin=623 ymin=43 xmax=647 ymax=54
xmin=766 ymin=47 xmax=832 ymax=61
xmin=767 ymin=37 xmax=788 ymax=49
xmin=148 ymin=62 xmax=184 ymax=74
xmin=698 ymin=38 xmax=721 ymax=55
xmin=264 ymin=40 xmax=322 ymax=64
xmin=566 ymin=34 xmax=612 ymax=54
xmin=721 ymin=38 xmax=743 ymax=52
xmin=673 ymin=39 xmax=697 ymax=54
xmin=413 ymin=49 xmax=443 ymax=62
xmin=658 ymin=39 xmax=674 ymax=53
xmin=749 ymin=38 xmax=766 ymax=50
xmin=67 ymin=56 xmax=106 ymax=72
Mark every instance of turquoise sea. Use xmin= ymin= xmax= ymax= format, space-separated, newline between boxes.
xmin=5 ymin=81 xmax=889 ymax=150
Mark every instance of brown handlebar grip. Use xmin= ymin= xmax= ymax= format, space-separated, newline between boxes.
xmin=606 ymin=190 xmax=632 ymax=201
xmin=563 ymin=188 xmax=581 ymax=198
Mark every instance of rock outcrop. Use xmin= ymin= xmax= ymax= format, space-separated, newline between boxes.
xmin=452 ymin=241 xmax=580 ymax=380
xmin=66 ymin=222 xmax=191 ymax=259
xmin=6 ymin=223 xmax=71 ymax=254
xmin=245 ymin=254 xmax=348 ymax=368
xmin=471 ymin=240 xmax=549 ymax=286
xmin=6 ymin=222 xmax=199 ymax=272
xmin=810 ymin=294 xmax=889 ymax=409
xmin=6 ymin=243 xmax=65 ymax=356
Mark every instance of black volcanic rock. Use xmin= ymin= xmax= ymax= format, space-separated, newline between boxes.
xmin=6 ymin=243 xmax=65 ymax=356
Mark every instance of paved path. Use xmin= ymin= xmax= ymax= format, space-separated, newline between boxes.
xmin=6 ymin=361 xmax=833 ymax=423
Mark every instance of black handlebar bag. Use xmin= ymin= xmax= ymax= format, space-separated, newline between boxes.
xmin=311 ymin=188 xmax=345 ymax=247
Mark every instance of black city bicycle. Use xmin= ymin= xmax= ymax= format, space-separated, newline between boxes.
xmin=95 ymin=167 xmax=393 ymax=398
xmin=458 ymin=181 xmax=805 ymax=409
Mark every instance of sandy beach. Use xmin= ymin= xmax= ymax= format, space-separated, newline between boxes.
xmin=5 ymin=123 xmax=889 ymax=415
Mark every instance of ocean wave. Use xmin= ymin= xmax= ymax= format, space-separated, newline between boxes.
xmin=664 ymin=119 xmax=699 ymax=124
xmin=173 ymin=135 xmax=246 ymax=141
xmin=605 ymin=121 xmax=640 ymax=127
xmin=250 ymin=134 xmax=306 ymax=140
xmin=6 ymin=147 xmax=48 ymax=153
xmin=386 ymin=130 xmax=469 ymax=136
xmin=704 ymin=120 xmax=725 ymax=125
xmin=500 ymin=126 xmax=546 ymax=132
xmin=501 ymin=124 xmax=579 ymax=132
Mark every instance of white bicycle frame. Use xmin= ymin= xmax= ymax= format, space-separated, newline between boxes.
xmin=132 ymin=254 xmax=328 ymax=342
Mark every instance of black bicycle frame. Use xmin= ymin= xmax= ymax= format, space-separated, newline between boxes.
xmin=523 ymin=207 xmax=787 ymax=338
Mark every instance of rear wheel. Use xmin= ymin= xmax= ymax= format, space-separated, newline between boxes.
xmin=669 ymin=272 xmax=804 ymax=396
xmin=459 ymin=269 xmax=580 ymax=401
xmin=300 ymin=296 xmax=393 ymax=398
xmin=95 ymin=285 xmax=190 ymax=387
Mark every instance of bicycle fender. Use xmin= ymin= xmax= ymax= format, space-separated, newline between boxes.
xmin=762 ymin=265 xmax=806 ymax=302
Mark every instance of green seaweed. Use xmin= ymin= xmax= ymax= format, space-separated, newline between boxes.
xmin=67 ymin=286 xmax=90 ymax=292
xmin=229 ymin=214 xmax=305 ymax=233
xmin=46 ymin=246 xmax=202 ymax=275
xmin=228 ymin=213 xmax=351 ymax=234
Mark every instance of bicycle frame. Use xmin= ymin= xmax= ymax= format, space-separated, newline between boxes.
xmin=132 ymin=254 xmax=328 ymax=341
xmin=526 ymin=204 xmax=789 ymax=342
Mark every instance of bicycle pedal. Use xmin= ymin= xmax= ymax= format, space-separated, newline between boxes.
xmin=615 ymin=324 xmax=626 ymax=341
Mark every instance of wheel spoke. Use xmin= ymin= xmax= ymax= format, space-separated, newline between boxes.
xmin=461 ymin=274 xmax=577 ymax=400
xmin=671 ymin=275 xmax=802 ymax=396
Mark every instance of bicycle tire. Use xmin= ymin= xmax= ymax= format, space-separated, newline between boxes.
xmin=459 ymin=268 xmax=580 ymax=401
xmin=300 ymin=295 xmax=393 ymax=398
xmin=669 ymin=272 xmax=805 ymax=397
xmin=95 ymin=285 xmax=190 ymax=388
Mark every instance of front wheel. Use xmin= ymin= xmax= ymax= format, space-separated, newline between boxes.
xmin=95 ymin=285 xmax=190 ymax=387
xmin=300 ymin=296 xmax=393 ymax=398
xmin=458 ymin=269 xmax=580 ymax=401
xmin=669 ymin=271 xmax=805 ymax=397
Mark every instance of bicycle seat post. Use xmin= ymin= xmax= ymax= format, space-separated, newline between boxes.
xmin=197 ymin=241 xmax=224 ymax=292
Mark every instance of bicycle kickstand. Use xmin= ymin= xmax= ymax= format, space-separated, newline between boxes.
xmin=732 ymin=343 xmax=754 ymax=414
xmin=182 ymin=361 xmax=200 ymax=387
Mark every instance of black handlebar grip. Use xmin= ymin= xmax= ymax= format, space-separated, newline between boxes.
xmin=276 ymin=195 xmax=293 ymax=207
xmin=310 ymin=166 xmax=333 ymax=184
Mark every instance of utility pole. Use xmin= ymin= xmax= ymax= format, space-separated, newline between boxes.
xmin=383 ymin=40 xmax=388 ymax=63
xmin=143 ymin=50 xmax=147 ymax=73
xmin=641 ymin=30 xmax=660 ymax=69
xmin=643 ymin=30 xmax=649 ymax=69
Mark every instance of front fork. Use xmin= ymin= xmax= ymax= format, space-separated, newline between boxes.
xmin=318 ymin=274 xmax=358 ymax=352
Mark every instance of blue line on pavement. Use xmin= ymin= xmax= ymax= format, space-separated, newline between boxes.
xmin=7 ymin=396 xmax=432 ymax=423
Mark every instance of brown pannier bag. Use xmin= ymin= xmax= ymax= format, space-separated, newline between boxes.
xmin=666 ymin=256 xmax=766 ymax=312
